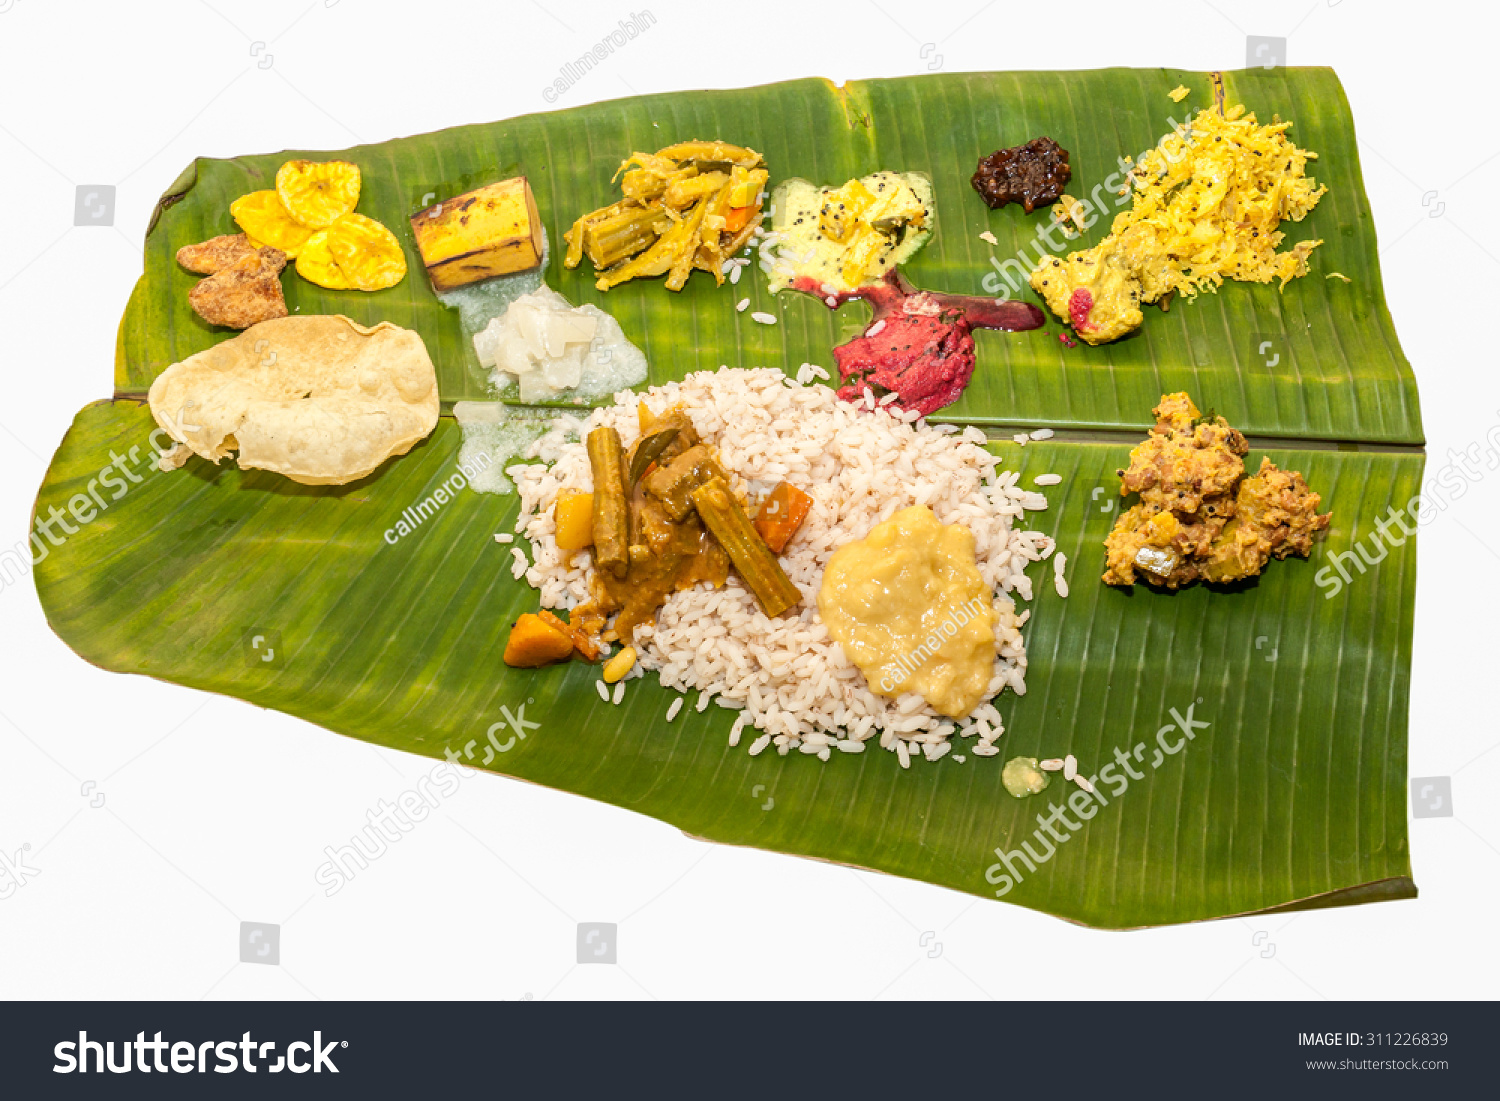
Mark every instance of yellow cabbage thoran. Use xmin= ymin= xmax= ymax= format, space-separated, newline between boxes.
xmin=1030 ymin=104 xmax=1327 ymax=344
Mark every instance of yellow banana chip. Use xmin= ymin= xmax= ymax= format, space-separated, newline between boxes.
xmin=276 ymin=160 xmax=361 ymax=229
xmin=326 ymin=214 xmax=407 ymax=292
xmin=295 ymin=229 xmax=353 ymax=290
xmin=230 ymin=190 xmax=314 ymax=258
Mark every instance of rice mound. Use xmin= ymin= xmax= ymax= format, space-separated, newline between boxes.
xmin=511 ymin=367 xmax=1052 ymax=765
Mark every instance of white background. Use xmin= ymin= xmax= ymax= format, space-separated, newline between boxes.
xmin=1 ymin=0 xmax=1496 ymax=1000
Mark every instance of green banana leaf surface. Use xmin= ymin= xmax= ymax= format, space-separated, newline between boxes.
xmin=37 ymin=67 xmax=1420 ymax=927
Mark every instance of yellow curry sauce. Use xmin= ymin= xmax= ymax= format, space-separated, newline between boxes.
xmin=817 ymin=505 xmax=997 ymax=719
xmin=769 ymin=171 xmax=935 ymax=294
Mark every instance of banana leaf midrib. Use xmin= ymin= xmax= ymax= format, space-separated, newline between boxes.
xmin=106 ymin=390 xmax=1435 ymax=457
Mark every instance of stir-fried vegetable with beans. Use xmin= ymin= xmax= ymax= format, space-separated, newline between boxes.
xmin=563 ymin=141 xmax=768 ymax=292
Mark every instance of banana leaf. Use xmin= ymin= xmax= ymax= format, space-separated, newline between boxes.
xmin=37 ymin=67 xmax=1419 ymax=927
xmin=116 ymin=67 xmax=1417 ymax=443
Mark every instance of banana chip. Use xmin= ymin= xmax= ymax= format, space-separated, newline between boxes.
xmin=276 ymin=160 xmax=361 ymax=228
xmin=295 ymin=229 xmax=353 ymax=290
xmin=326 ymin=213 xmax=407 ymax=291
xmin=230 ymin=190 xmax=314 ymax=258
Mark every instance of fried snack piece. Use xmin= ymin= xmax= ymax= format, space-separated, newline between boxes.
xmin=410 ymin=178 xmax=544 ymax=291
xmin=1103 ymin=503 xmax=1230 ymax=589
xmin=176 ymin=233 xmax=261 ymax=274
xmin=1199 ymin=458 xmax=1331 ymax=583
xmin=295 ymin=228 xmax=353 ymax=290
xmin=1118 ymin=391 xmax=1248 ymax=514
xmin=325 ymin=213 xmax=407 ymax=291
xmin=1103 ymin=393 xmax=1329 ymax=588
xmin=230 ymin=190 xmax=315 ymax=257
xmin=147 ymin=315 xmax=439 ymax=485
xmin=187 ymin=248 xmax=288 ymax=329
xmin=276 ymin=160 xmax=361 ymax=228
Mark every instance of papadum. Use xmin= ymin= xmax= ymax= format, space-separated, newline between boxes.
xmin=147 ymin=315 xmax=440 ymax=486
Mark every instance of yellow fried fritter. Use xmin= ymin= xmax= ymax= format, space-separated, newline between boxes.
xmin=276 ymin=160 xmax=361 ymax=229
xmin=1103 ymin=393 xmax=1329 ymax=588
xmin=1118 ymin=393 xmax=1247 ymax=514
xmin=230 ymin=190 xmax=315 ymax=258
xmin=295 ymin=229 xmax=352 ymax=290
xmin=1199 ymin=458 xmax=1331 ymax=583
xmin=325 ymin=213 xmax=406 ymax=291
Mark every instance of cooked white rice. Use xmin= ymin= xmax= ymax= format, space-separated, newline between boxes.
xmin=511 ymin=367 xmax=1051 ymax=762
